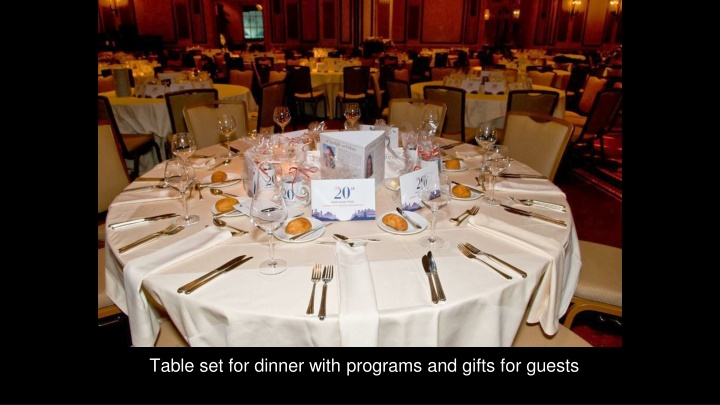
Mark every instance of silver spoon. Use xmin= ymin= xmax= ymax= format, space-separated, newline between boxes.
xmin=210 ymin=159 xmax=231 ymax=170
xmin=210 ymin=188 xmax=240 ymax=198
xmin=212 ymin=217 xmax=248 ymax=235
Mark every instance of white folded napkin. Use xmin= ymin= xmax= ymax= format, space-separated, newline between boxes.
xmin=123 ymin=227 xmax=232 ymax=346
xmin=468 ymin=214 xmax=580 ymax=335
xmin=334 ymin=242 xmax=379 ymax=346
xmin=111 ymin=186 xmax=181 ymax=206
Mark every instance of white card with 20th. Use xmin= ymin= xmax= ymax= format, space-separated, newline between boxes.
xmin=311 ymin=178 xmax=376 ymax=221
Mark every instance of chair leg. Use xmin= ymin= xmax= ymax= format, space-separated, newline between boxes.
xmin=132 ymin=155 xmax=140 ymax=180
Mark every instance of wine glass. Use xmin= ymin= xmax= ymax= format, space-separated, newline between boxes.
xmin=419 ymin=173 xmax=451 ymax=249
xmin=249 ymin=178 xmax=289 ymax=275
xmin=343 ymin=103 xmax=361 ymax=130
xmin=164 ymin=159 xmax=199 ymax=226
xmin=481 ymin=145 xmax=510 ymax=206
xmin=421 ymin=109 xmax=440 ymax=136
xmin=273 ymin=106 xmax=291 ymax=133
xmin=217 ymin=113 xmax=238 ymax=159
xmin=475 ymin=122 xmax=497 ymax=150
xmin=170 ymin=132 xmax=197 ymax=162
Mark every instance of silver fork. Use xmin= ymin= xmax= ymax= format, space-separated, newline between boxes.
xmin=306 ymin=264 xmax=323 ymax=315
xmin=463 ymin=242 xmax=527 ymax=278
xmin=450 ymin=205 xmax=479 ymax=226
xmin=456 ymin=243 xmax=512 ymax=280
xmin=318 ymin=265 xmax=334 ymax=320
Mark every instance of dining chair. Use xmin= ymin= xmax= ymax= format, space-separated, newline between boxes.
xmin=501 ymin=111 xmax=574 ymax=182
xmin=164 ymin=88 xmax=219 ymax=156
xmin=335 ymin=65 xmax=371 ymax=121
xmin=528 ymin=70 xmax=557 ymax=87
xmin=387 ymin=98 xmax=446 ymax=134
xmin=423 ymin=85 xmax=470 ymax=142
xmin=251 ymin=80 xmax=286 ymax=133
xmin=381 ymin=79 xmax=412 ymax=119
xmin=562 ymin=240 xmax=622 ymax=330
xmin=565 ymin=63 xmax=592 ymax=111
xmin=365 ymin=71 xmax=384 ymax=120
xmin=410 ymin=56 xmax=432 ymax=83
xmin=512 ymin=322 xmax=592 ymax=347
xmin=183 ymin=100 xmax=250 ymax=149
xmin=229 ymin=69 xmax=254 ymax=89
xmin=98 ymin=95 xmax=163 ymax=180
xmin=394 ymin=68 xmax=410 ymax=83
xmin=565 ymin=88 xmax=622 ymax=165
xmin=284 ymin=65 xmax=327 ymax=124
xmin=430 ymin=67 xmax=456 ymax=81
xmin=506 ymin=89 xmax=560 ymax=116
xmin=433 ymin=52 xmax=449 ymax=68
xmin=572 ymin=76 xmax=609 ymax=116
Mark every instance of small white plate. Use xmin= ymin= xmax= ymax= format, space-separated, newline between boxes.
xmin=384 ymin=178 xmax=401 ymax=191
xmin=451 ymin=184 xmax=483 ymax=200
xmin=376 ymin=211 xmax=428 ymax=235
xmin=211 ymin=205 xmax=244 ymax=217
xmin=443 ymin=160 xmax=468 ymax=172
xmin=275 ymin=216 xmax=326 ymax=243
xmin=200 ymin=172 xmax=242 ymax=187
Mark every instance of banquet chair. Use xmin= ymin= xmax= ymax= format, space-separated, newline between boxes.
xmin=512 ymin=323 xmax=591 ymax=347
xmin=423 ymin=85 xmax=471 ymax=142
xmin=366 ymin=71 xmax=384 ymax=119
xmin=434 ymin=52 xmax=449 ymax=68
xmin=98 ymin=95 xmax=163 ymax=180
xmin=431 ymin=67 xmax=456 ymax=81
xmin=285 ymin=65 xmax=327 ymax=124
xmin=410 ymin=56 xmax=432 ymax=83
xmin=394 ymin=68 xmax=410 ymax=83
xmin=528 ymin=70 xmax=557 ymax=87
xmin=183 ymin=100 xmax=250 ymax=149
xmin=506 ymin=89 xmax=560 ymax=116
xmin=230 ymin=69 xmax=254 ymax=89
xmin=98 ymin=75 xmax=115 ymax=93
xmin=164 ymin=88 xmax=219 ymax=156
xmin=565 ymin=63 xmax=592 ymax=111
xmin=381 ymin=79 xmax=412 ymax=119
xmin=502 ymin=111 xmax=573 ymax=181
xmin=565 ymin=88 xmax=622 ymax=165
xmin=562 ymin=240 xmax=622 ymax=329
xmin=335 ymin=66 xmax=371 ymax=121
xmin=571 ymin=76 xmax=608 ymax=116
xmin=251 ymin=80 xmax=286 ymax=133
xmin=388 ymin=98 xmax=446 ymax=135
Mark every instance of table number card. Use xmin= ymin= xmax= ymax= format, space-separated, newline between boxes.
xmin=398 ymin=165 xmax=438 ymax=211
xmin=311 ymin=178 xmax=376 ymax=221
xmin=142 ymin=84 xmax=166 ymax=98
xmin=169 ymin=83 xmax=192 ymax=92
xmin=483 ymin=81 xmax=506 ymax=95
xmin=192 ymin=80 xmax=213 ymax=89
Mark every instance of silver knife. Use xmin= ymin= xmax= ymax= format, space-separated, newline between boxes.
xmin=108 ymin=213 xmax=179 ymax=229
xmin=290 ymin=222 xmax=333 ymax=241
xmin=121 ymin=184 xmax=167 ymax=193
xmin=427 ymin=251 xmax=446 ymax=301
xmin=451 ymin=181 xmax=484 ymax=195
xmin=177 ymin=255 xmax=246 ymax=293
xmin=134 ymin=177 xmax=165 ymax=182
xmin=500 ymin=204 xmax=567 ymax=227
xmin=197 ymin=179 xmax=242 ymax=188
xmin=421 ymin=255 xmax=438 ymax=304
xmin=184 ymin=256 xmax=254 ymax=294
xmin=500 ymin=173 xmax=547 ymax=179
xmin=526 ymin=199 xmax=567 ymax=211
xmin=396 ymin=207 xmax=421 ymax=229
xmin=223 ymin=142 xmax=242 ymax=154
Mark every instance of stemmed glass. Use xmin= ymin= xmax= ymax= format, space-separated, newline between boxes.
xmin=419 ymin=173 xmax=451 ymax=249
xmin=421 ymin=109 xmax=440 ymax=136
xmin=217 ymin=113 xmax=238 ymax=159
xmin=481 ymin=145 xmax=510 ymax=206
xmin=343 ymin=103 xmax=361 ymax=130
xmin=164 ymin=159 xmax=199 ymax=226
xmin=475 ymin=122 xmax=497 ymax=150
xmin=249 ymin=173 xmax=289 ymax=275
xmin=273 ymin=106 xmax=291 ymax=133
xmin=170 ymin=132 xmax=197 ymax=162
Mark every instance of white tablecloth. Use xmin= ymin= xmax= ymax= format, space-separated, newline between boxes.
xmin=104 ymin=139 xmax=581 ymax=346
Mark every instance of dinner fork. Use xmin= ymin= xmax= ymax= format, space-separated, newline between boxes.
xmin=449 ymin=205 xmax=479 ymax=226
xmin=456 ymin=243 xmax=512 ymax=280
xmin=463 ymin=242 xmax=527 ymax=278
xmin=306 ymin=264 xmax=323 ymax=315
xmin=318 ymin=265 xmax=334 ymax=320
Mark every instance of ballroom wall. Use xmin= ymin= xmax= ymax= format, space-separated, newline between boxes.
xmin=98 ymin=0 xmax=621 ymax=52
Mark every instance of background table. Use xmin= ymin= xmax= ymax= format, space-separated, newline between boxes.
xmin=104 ymin=138 xmax=580 ymax=347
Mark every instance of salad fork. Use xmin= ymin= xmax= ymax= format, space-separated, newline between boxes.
xmin=318 ymin=265 xmax=334 ymax=320
xmin=456 ymin=243 xmax=512 ymax=280
xmin=306 ymin=264 xmax=323 ymax=315
xmin=451 ymin=205 xmax=479 ymax=226
xmin=463 ymin=242 xmax=527 ymax=278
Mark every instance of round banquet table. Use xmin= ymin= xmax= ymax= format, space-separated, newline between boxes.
xmin=411 ymin=81 xmax=566 ymax=130
xmin=103 ymin=137 xmax=581 ymax=347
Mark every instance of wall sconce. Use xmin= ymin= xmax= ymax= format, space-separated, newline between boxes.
xmin=609 ymin=0 xmax=619 ymax=19
xmin=484 ymin=8 xmax=490 ymax=21
xmin=570 ymin=0 xmax=581 ymax=19
xmin=101 ymin=0 xmax=128 ymax=18
xmin=512 ymin=9 xmax=520 ymax=19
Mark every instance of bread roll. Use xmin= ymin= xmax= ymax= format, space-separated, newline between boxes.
xmin=452 ymin=184 xmax=471 ymax=198
xmin=445 ymin=159 xmax=461 ymax=170
xmin=382 ymin=213 xmax=408 ymax=231
xmin=211 ymin=171 xmax=228 ymax=183
xmin=215 ymin=197 xmax=239 ymax=213
xmin=284 ymin=217 xmax=312 ymax=235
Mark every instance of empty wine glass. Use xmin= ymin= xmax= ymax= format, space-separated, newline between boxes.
xmin=249 ymin=171 xmax=288 ymax=275
xmin=273 ymin=106 xmax=291 ymax=133
xmin=343 ymin=103 xmax=361 ymax=130
xmin=481 ymin=145 xmax=510 ymax=206
xmin=475 ymin=122 xmax=497 ymax=150
xmin=217 ymin=113 xmax=238 ymax=159
xmin=421 ymin=109 xmax=440 ymax=136
xmin=164 ymin=159 xmax=199 ymax=226
xmin=419 ymin=173 xmax=451 ymax=249
xmin=170 ymin=132 xmax=197 ymax=162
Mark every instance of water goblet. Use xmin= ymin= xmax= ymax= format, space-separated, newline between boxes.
xmin=419 ymin=173 xmax=451 ymax=249
xmin=475 ymin=122 xmax=497 ymax=150
xmin=170 ymin=132 xmax=197 ymax=162
xmin=343 ymin=103 xmax=361 ymax=130
xmin=273 ymin=106 xmax=291 ymax=133
xmin=481 ymin=145 xmax=510 ymax=206
xmin=421 ymin=109 xmax=440 ymax=136
xmin=217 ymin=113 xmax=238 ymax=159
xmin=164 ymin=159 xmax=199 ymax=226
xmin=249 ymin=174 xmax=288 ymax=275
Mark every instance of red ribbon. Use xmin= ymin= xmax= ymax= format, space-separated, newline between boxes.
xmin=288 ymin=166 xmax=318 ymax=187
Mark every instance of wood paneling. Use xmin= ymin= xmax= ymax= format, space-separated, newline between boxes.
xmin=340 ymin=0 xmax=352 ymax=43
xmin=272 ymin=0 xmax=286 ymax=42
xmin=391 ymin=0 xmax=406 ymax=43
xmin=421 ymin=0 xmax=463 ymax=43
xmin=582 ymin=0 xmax=607 ymax=46
xmin=300 ymin=0 xmax=318 ymax=42
xmin=190 ymin=0 xmax=206 ymax=43
xmin=407 ymin=2 xmax=420 ymax=40
xmin=287 ymin=1 xmax=299 ymax=39
xmin=323 ymin=0 xmax=335 ymax=39
xmin=135 ymin=0 xmax=177 ymax=43
xmin=464 ymin=0 xmax=480 ymax=43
